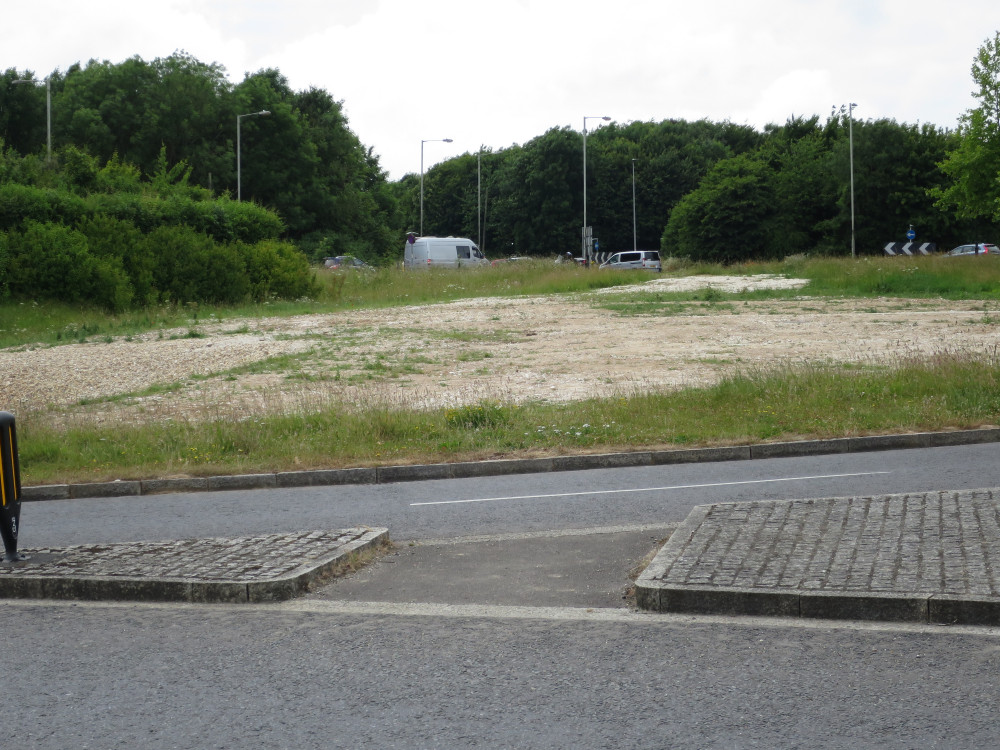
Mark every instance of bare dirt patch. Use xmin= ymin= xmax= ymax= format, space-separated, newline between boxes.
xmin=3 ymin=275 xmax=998 ymax=426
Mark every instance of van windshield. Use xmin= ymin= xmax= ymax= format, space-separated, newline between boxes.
xmin=473 ymin=247 xmax=484 ymax=259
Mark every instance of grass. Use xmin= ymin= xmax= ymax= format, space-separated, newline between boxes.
xmin=6 ymin=254 xmax=1000 ymax=485
xmin=14 ymin=348 xmax=1000 ymax=486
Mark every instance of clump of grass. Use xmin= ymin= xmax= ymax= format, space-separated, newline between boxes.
xmin=445 ymin=401 xmax=513 ymax=429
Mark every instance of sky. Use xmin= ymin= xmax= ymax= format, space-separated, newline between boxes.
xmin=5 ymin=1 xmax=1000 ymax=181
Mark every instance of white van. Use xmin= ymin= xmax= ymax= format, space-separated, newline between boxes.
xmin=404 ymin=236 xmax=489 ymax=269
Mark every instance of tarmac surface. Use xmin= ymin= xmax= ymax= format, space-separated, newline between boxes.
xmin=3 ymin=430 xmax=1000 ymax=625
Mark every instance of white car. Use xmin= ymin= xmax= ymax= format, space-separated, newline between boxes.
xmin=599 ymin=250 xmax=662 ymax=272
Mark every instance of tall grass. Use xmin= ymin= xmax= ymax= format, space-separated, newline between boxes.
xmin=15 ymin=348 xmax=1000 ymax=485
xmin=776 ymin=254 xmax=1000 ymax=299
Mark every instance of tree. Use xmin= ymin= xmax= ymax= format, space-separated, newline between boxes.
xmin=661 ymin=153 xmax=776 ymax=262
xmin=934 ymin=31 xmax=1000 ymax=221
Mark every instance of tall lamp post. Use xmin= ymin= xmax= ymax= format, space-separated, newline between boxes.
xmin=13 ymin=76 xmax=51 ymax=161
xmin=477 ymin=146 xmax=482 ymax=249
xmin=237 ymin=110 xmax=270 ymax=201
xmin=848 ymin=102 xmax=858 ymax=258
xmin=420 ymin=138 xmax=453 ymax=236
xmin=631 ymin=158 xmax=638 ymax=252
xmin=582 ymin=115 xmax=610 ymax=263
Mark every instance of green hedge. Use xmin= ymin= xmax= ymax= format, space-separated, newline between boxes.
xmin=0 ymin=184 xmax=284 ymax=245
xmin=1 ymin=219 xmax=316 ymax=311
xmin=5 ymin=221 xmax=133 ymax=310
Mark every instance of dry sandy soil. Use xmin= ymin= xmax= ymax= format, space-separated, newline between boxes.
xmin=3 ymin=274 xmax=999 ymax=427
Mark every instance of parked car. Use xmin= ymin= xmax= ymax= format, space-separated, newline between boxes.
xmin=324 ymin=255 xmax=373 ymax=270
xmin=599 ymin=250 xmax=662 ymax=272
xmin=945 ymin=243 xmax=999 ymax=257
xmin=403 ymin=237 xmax=489 ymax=269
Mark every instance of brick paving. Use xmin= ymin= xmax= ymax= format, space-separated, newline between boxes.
xmin=636 ymin=490 xmax=1000 ymax=625
xmin=0 ymin=528 xmax=388 ymax=603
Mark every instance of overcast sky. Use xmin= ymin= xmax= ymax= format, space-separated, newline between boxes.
xmin=5 ymin=1 xmax=1000 ymax=180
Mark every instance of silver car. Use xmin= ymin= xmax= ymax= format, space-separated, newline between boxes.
xmin=946 ymin=243 xmax=999 ymax=256
xmin=599 ymin=250 xmax=662 ymax=272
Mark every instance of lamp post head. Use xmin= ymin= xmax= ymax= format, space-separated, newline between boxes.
xmin=443 ymin=138 xmax=453 ymax=143
xmin=259 ymin=110 xmax=271 ymax=116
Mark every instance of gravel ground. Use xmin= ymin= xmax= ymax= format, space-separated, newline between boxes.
xmin=3 ymin=274 xmax=998 ymax=427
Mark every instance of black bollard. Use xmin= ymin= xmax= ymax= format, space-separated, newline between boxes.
xmin=0 ymin=411 xmax=25 ymax=563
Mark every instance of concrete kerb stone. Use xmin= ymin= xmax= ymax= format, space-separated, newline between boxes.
xmin=276 ymin=467 xmax=378 ymax=488
xmin=68 ymin=480 xmax=142 ymax=499
xmin=652 ymin=446 xmax=751 ymax=465
xmin=849 ymin=433 xmax=932 ymax=453
xmin=141 ymin=477 xmax=210 ymax=495
xmin=20 ymin=484 xmax=69 ymax=501
xmin=20 ymin=428 xmax=1000 ymax=502
xmin=451 ymin=457 xmax=556 ymax=478
xmin=207 ymin=473 xmax=277 ymax=492
xmin=929 ymin=594 xmax=1000 ymax=626
xmin=797 ymin=590 xmax=929 ymax=623
xmin=553 ymin=452 xmax=652 ymax=471
xmin=376 ymin=463 xmax=455 ymax=483
xmin=750 ymin=438 xmax=852 ymax=459
xmin=928 ymin=427 xmax=1000 ymax=447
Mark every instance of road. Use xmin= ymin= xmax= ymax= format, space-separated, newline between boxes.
xmin=19 ymin=442 xmax=1000 ymax=545
xmin=3 ymin=442 xmax=1000 ymax=748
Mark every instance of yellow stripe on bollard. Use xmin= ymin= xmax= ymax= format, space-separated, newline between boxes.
xmin=0 ymin=425 xmax=9 ymax=507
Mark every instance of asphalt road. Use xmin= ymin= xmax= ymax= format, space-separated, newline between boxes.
xmin=3 ymin=600 xmax=998 ymax=749
xmin=4 ymin=442 xmax=1000 ymax=748
xmin=19 ymin=441 xmax=1000 ymax=546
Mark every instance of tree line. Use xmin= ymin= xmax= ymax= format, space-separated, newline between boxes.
xmin=2 ymin=35 xmax=999 ymax=286
xmin=1 ymin=52 xmax=400 ymax=263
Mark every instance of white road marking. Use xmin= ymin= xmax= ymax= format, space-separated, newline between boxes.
xmin=410 ymin=472 xmax=892 ymax=506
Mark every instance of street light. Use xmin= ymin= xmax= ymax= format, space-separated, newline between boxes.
xmin=477 ymin=146 xmax=483 ymax=250
xmin=236 ymin=110 xmax=270 ymax=201
xmin=13 ymin=76 xmax=51 ymax=161
xmin=631 ymin=158 xmax=638 ymax=253
xmin=848 ymin=102 xmax=858 ymax=258
xmin=420 ymin=138 xmax=453 ymax=236
xmin=582 ymin=115 xmax=610 ymax=263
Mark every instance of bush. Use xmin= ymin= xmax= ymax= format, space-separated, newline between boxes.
xmin=0 ymin=232 xmax=8 ymax=301
xmin=0 ymin=184 xmax=88 ymax=231
xmin=5 ymin=221 xmax=132 ymax=310
xmin=146 ymin=225 xmax=249 ymax=304
xmin=89 ymin=192 xmax=165 ymax=233
xmin=237 ymin=239 xmax=320 ymax=301
xmin=214 ymin=197 xmax=285 ymax=244
xmin=76 ymin=215 xmax=157 ymax=306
